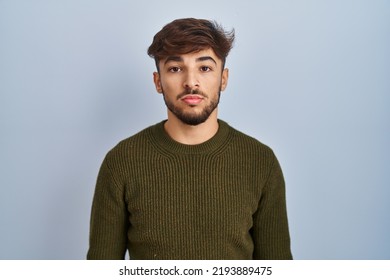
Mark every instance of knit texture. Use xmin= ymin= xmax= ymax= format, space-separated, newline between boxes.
xmin=87 ymin=120 xmax=292 ymax=260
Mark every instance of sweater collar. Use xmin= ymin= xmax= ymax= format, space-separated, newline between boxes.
xmin=149 ymin=119 xmax=232 ymax=155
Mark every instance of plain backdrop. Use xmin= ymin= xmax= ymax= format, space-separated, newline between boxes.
xmin=1 ymin=0 xmax=389 ymax=259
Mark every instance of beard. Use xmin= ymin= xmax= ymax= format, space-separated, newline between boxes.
xmin=162 ymin=87 xmax=221 ymax=126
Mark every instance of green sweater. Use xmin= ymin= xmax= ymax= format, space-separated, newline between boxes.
xmin=87 ymin=120 xmax=292 ymax=260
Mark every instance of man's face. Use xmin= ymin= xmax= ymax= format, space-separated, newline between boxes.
xmin=153 ymin=48 xmax=229 ymax=126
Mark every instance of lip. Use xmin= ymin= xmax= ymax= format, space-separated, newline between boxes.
xmin=181 ymin=95 xmax=204 ymax=105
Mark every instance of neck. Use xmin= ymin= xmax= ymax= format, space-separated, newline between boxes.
xmin=164 ymin=110 xmax=219 ymax=145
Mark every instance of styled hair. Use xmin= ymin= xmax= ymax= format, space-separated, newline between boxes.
xmin=147 ymin=18 xmax=235 ymax=69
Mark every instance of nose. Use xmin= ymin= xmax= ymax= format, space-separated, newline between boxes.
xmin=183 ymin=70 xmax=199 ymax=89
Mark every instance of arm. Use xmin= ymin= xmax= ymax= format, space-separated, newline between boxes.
xmin=252 ymin=154 xmax=293 ymax=260
xmin=87 ymin=154 xmax=129 ymax=260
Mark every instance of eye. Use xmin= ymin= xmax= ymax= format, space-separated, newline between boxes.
xmin=200 ymin=66 xmax=212 ymax=72
xmin=168 ymin=66 xmax=181 ymax=73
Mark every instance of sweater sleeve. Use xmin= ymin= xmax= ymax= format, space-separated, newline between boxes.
xmin=251 ymin=154 xmax=293 ymax=260
xmin=87 ymin=153 xmax=129 ymax=260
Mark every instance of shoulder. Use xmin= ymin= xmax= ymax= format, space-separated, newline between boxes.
xmin=223 ymin=121 xmax=284 ymax=182
xmin=103 ymin=122 xmax=161 ymax=164
xmin=224 ymin=121 xmax=276 ymax=159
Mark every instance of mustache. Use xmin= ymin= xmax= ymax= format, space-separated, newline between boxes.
xmin=176 ymin=88 xmax=208 ymax=100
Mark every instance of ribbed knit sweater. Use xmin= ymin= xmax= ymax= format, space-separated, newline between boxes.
xmin=87 ymin=120 xmax=292 ymax=260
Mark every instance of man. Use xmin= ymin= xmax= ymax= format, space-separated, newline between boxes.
xmin=87 ymin=18 xmax=292 ymax=260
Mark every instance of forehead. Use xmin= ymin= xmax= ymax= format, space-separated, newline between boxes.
xmin=160 ymin=48 xmax=221 ymax=65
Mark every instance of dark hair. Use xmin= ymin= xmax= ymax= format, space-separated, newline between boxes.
xmin=147 ymin=18 xmax=235 ymax=69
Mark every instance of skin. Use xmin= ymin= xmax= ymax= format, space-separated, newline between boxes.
xmin=153 ymin=48 xmax=229 ymax=145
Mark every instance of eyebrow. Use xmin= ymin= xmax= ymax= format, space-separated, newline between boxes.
xmin=196 ymin=56 xmax=217 ymax=65
xmin=164 ymin=55 xmax=217 ymax=66
xmin=164 ymin=56 xmax=183 ymax=65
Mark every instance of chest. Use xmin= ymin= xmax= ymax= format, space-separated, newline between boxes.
xmin=125 ymin=155 xmax=263 ymax=237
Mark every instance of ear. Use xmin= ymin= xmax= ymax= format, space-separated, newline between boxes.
xmin=221 ymin=68 xmax=229 ymax=91
xmin=153 ymin=72 xmax=163 ymax=93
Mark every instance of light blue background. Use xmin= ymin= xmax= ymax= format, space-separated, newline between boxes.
xmin=1 ymin=0 xmax=389 ymax=259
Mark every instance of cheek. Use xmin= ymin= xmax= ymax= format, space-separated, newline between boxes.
xmin=160 ymin=76 xmax=181 ymax=92
xmin=210 ymin=77 xmax=224 ymax=91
